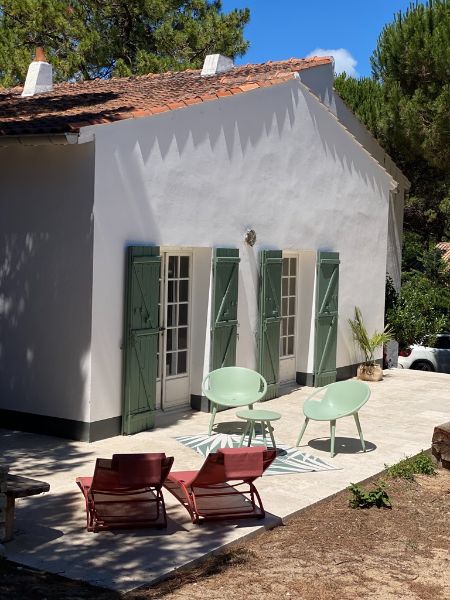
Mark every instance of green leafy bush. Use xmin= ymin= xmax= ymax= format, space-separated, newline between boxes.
xmin=348 ymin=481 xmax=392 ymax=509
xmin=386 ymin=269 xmax=449 ymax=350
xmin=386 ymin=451 xmax=436 ymax=481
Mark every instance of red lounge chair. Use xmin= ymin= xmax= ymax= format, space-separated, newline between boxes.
xmin=76 ymin=453 xmax=174 ymax=532
xmin=163 ymin=447 xmax=276 ymax=524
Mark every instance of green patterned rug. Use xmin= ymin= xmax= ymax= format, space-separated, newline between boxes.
xmin=176 ymin=433 xmax=337 ymax=476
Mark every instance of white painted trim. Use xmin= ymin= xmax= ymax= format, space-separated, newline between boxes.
xmin=158 ymin=250 xmax=193 ymax=410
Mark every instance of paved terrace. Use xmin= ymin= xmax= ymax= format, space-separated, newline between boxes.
xmin=1 ymin=368 xmax=449 ymax=592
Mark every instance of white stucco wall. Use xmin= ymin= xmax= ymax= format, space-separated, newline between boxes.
xmin=86 ymin=78 xmax=395 ymax=421
xmin=299 ymin=66 xmax=407 ymax=290
xmin=0 ymin=143 xmax=95 ymax=422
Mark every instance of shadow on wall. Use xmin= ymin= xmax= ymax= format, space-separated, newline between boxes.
xmin=93 ymin=80 xmax=394 ymax=273
xmin=0 ymin=143 xmax=95 ymax=422
xmin=303 ymin=88 xmax=387 ymax=201
xmin=118 ymin=81 xmax=388 ymax=214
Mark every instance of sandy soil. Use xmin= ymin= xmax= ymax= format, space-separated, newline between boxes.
xmin=1 ymin=469 xmax=450 ymax=600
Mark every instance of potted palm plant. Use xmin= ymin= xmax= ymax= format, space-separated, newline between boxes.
xmin=348 ymin=307 xmax=393 ymax=381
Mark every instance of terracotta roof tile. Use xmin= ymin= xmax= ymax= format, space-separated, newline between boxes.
xmin=216 ymin=89 xmax=233 ymax=97
xmin=239 ymin=82 xmax=260 ymax=92
xmin=184 ymin=97 xmax=202 ymax=106
xmin=0 ymin=56 xmax=332 ymax=137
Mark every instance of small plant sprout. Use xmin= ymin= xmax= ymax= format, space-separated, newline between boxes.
xmin=348 ymin=481 xmax=392 ymax=509
xmin=386 ymin=451 xmax=436 ymax=481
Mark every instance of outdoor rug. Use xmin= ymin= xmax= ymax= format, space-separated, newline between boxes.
xmin=175 ymin=433 xmax=337 ymax=476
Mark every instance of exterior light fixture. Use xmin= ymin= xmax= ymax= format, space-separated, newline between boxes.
xmin=244 ymin=229 xmax=256 ymax=246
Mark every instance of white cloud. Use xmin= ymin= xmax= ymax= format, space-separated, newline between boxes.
xmin=306 ymin=48 xmax=359 ymax=78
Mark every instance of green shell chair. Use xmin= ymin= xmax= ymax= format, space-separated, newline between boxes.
xmin=202 ymin=367 xmax=268 ymax=435
xmin=296 ymin=380 xmax=371 ymax=458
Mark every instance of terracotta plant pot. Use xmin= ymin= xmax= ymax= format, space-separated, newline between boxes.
xmin=357 ymin=364 xmax=383 ymax=382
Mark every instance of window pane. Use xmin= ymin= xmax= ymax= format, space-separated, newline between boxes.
xmin=282 ymin=277 xmax=288 ymax=296
xmin=168 ymin=280 xmax=177 ymax=303
xmin=180 ymin=256 xmax=189 ymax=278
xmin=177 ymin=351 xmax=187 ymax=374
xmin=289 ymin=296 xmax=296 ymax=316
xmin=166 ymin=352 xmax=176 ymax=376
xmin=166 ymin=328 xmax=176 ymax=351
xmin=288 ymin=317 xmax=295 ymax=335
xmin=435 ymin=336 xmax=450 ymax=349
xmin=178 ymin=303 xmax=188 ymax=326
xmin=283 ymin=337 xmax=288 ymax=356
xmin=282 ymin=297 xmax=288 ymax=317
xmin=289 ymin=277 xmax=296 ymax=295
xmin=282 ymin=317 xmax=287 ymax=335
xmin=283 ymin=258 xmax=289 ymax=276
xmin=179 ymin=280 xmax=189 ymax=302
xmin=178 ymin=327 xmax=188 ymax=350
xmin=287 ymin=336 xmax=294 ymax=355
xmin=290 ymin=258 xmax=297 ymax=276
xmin=168 ymin=256 xmax=178 ymax=279
xmin=167 ymin=304 xmax=177 ymax=326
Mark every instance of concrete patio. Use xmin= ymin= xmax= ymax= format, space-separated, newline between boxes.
xmin=1 ymin=368 xmax=449 ymax=592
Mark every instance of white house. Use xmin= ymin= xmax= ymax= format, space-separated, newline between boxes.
xmin=0 ymin=54 xmax=409 ymax=441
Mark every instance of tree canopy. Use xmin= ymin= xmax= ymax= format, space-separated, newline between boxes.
xmin=371 ymin=0 xmax=450 ymax=174
xmin=335 ymin=1 xmax=450 ymax=244
xmin=0 ymin=0 xmax=250 ymax=86
xmin=335 ymin=1 xmax=450 ymax=345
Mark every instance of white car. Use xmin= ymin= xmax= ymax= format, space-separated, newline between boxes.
xmin=398 ymin=334 xmax=450 ymax=373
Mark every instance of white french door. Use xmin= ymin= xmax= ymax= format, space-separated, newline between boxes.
xmin=279 ymin=254 xmax=298 ymax=384
xmin=156 ymin=252 xmax=192 ymax=410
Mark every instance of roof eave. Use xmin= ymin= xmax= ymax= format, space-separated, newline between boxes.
xmin=0 ymin=132 xmax=79 ymax=147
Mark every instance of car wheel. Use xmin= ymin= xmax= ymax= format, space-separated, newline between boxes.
xmin=411 ymin=360 xmax=435 ymax=372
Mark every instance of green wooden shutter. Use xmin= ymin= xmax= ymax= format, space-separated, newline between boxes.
xmin=122 ymin=246 xmax=161 ymax=434
xmin=210 ymin=248 xmax=240 ymax=370
xmin=258 ymin=250 xmax=283 ymax=400
xmin=314 ymin=251 xmax=340 ymax=387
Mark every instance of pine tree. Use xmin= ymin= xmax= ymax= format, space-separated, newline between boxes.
xmin=334 ymin=74 xmax=385 ymax=141
xmin=336 ymin=1 xmax=450 ymax=344
xmin=371 ymin=0 xmax=450 ymax=174
xmin=0 ymin=0 xmax=250 ymax=86
xmin=335 ymin=0 xmax=450 ymax=243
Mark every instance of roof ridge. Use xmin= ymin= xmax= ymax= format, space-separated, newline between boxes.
xmin=0 ymin=55 xmax=332 ymax=136
xmin=1 ymin=55 xmax=333 ymax=95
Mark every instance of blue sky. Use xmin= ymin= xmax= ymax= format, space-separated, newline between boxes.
xmin=221 ymin=0 xmax=420 ymax=78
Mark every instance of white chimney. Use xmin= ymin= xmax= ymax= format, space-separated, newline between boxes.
xmin=21 ymin=47 xmax=53 ymax=97
xmin=201 ymin=54 xmax=234 ymax=77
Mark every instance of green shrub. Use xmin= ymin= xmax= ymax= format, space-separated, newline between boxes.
xmin=386 ymin=451 xmax=436 ymax=481
xmin=348 ymin=481 xmax=392 ymax=509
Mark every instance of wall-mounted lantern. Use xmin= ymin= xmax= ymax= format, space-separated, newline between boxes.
xmin=244 ymin=228 xmax=256 ymax=246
